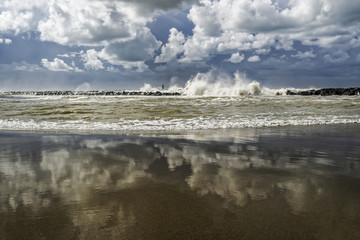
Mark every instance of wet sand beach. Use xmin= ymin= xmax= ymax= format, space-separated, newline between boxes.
xmin=0 ymin=124 xmax=360 ymax=239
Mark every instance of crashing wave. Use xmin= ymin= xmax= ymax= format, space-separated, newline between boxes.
xmin=182 ymin=71 xmax=262 ymax=96
xmin=164 ymin=70 xmax=289 ymax=96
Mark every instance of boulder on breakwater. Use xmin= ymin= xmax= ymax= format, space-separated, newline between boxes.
xmin=286 ymin=88 xmax=360 ymax=96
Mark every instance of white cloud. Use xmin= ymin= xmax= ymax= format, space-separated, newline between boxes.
xmin=323 ymin=50 xmax=350 ymax=63
xmin=1 ymin=0 xmax=174 ymax=71
xmin=1 ymin=0 xmax=360 ymax=74
xmin=37 ymin=1 xmax=139 ymax=46
xmin=159 ymin=0 xmax=360 ymax=64
xmin=0 ymin=10 xmax=33 ymax=34
xmin=225 ymin=53 xmax=245 ymax=63
xmin=155 ymin=28 xmax=186 ymax=63
xmin=41 ymin=58 xmax=74 ymax=72
xmin=57 ymin=53 xmax=70 ymax=58
xmin=0 ymin=38 xmax=12 ymax=44
xmin=188 ymin=0 xmax=222 ymax=37
xmin=215 ymin=0 xmax=296 ymax=32
xmin=275 ymin=38 xmax=294 ymax=50
xmin=0 ymin=0 xmax=47 ymax=34
xmin=291 ymin=50 xmax=316 ymax=59
xmin=255 ymin=48 xmax=271 ymax=55
xmin=81 ymin=49 xmax=104 ymax=70
xmin=0 ymin=0 xmax=170 ymax=71
xmin=0 ymin=0 xmax=164 ymax=46
xmin=248 ymin=55 xmax=261 ymax=62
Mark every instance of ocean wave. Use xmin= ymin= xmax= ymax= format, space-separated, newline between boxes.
xmin=143 ymin=71 xmax=304 ymax=96
xmin=1 ymin=117 xmax=359 ymax=133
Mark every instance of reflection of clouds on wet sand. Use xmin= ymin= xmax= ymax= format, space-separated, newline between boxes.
xmin=0 ymin=135 xmax=157 ymax=212
xmin=186 ymin=166 xmax=277 ymax=207
xmin=0 ymin=129 xmax=360 ymax=239
xmin=40 ymin=137 xmax=160 ymax=202
xmin=1 ymin=131 xmax=360 ymax=213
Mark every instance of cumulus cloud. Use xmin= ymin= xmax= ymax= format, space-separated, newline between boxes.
xmin=41 ymin=58 xmax=74 ymax=72
xmin=225 ymin=53 xmax=245 ymax=63
xmin=81 ymin=50 xmax=104 ymax=70
xmin=255 ymin=48 xmax=271 ymax=55
xmin=0 ymin=38 xmax=12 ymax=44
xmin=0 ymin=10 xmax=33 ymax=34
xmin=1 ymin=0 xmax=167 ymax=46
xmin=157 ymin=0 xmax=360 ymax=65
xmin=0 ymin=0 xmax=47 ymax=34
xmin=248 ymin=55 xmax=261 ymax=62
xmin=187 ymin=0 xmax=222 ymax=37
xmin=37 ymin=0 xmax=139 ymax=46
xmin=291 ymin=50 xmax=316 ymax=59
xmin=0 ymin=0 xmax=176 ymax=72
xmin=155 ymin=28 xmax=186 ymax=63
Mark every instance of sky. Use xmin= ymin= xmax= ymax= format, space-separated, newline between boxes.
xmin=0 ymin=0 xmax=360 ymax=91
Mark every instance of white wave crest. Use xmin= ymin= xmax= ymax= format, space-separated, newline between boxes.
xmin=140 ymin=71 xmax=304 ymax=96
xmin=1 ymin=117 xmax=359 ymax=133
xmin=140 ymin=83 xmax=159 ymax=92
xmin=182 ymin=71 xmax=262 ymax=96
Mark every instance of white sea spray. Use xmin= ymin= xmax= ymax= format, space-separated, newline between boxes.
xmin=144 ymin=70 xmax=291 ymax=96
xmin=182 ymin=71 xmax=262 ymax=96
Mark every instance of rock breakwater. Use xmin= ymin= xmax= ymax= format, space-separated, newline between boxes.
xmin=286 ymin=88 xmax=360 ymax=96
xmin=1 ymin=88 xmax=359 ymax=97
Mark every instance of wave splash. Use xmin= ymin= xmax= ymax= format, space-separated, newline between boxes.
xmin=145 ymin=71 xmax=287 ymax=96
xmin=182 ymin=71 xmax=262 ymax=96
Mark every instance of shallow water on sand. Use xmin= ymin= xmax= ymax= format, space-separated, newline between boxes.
xmin=0 ymin=125 xmax=360 ymax=239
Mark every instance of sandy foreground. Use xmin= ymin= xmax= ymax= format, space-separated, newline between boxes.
xmin=0 ymin=124 xmax=360 ymax=239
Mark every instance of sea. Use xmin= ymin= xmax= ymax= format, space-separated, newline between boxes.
xmin=0 ymin=88 xmax=359 ymax=134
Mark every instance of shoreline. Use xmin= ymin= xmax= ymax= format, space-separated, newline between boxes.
xmin=1 ymin=122 xmax=359 ymax=138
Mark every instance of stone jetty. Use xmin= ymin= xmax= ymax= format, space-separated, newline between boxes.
xmin=1 ymin=90 xmax=182 ymax=96
xmin=2 ymin=88 xmax=359 ymax=96
xmin=286 ymin=87 xmax=360 ymax=96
